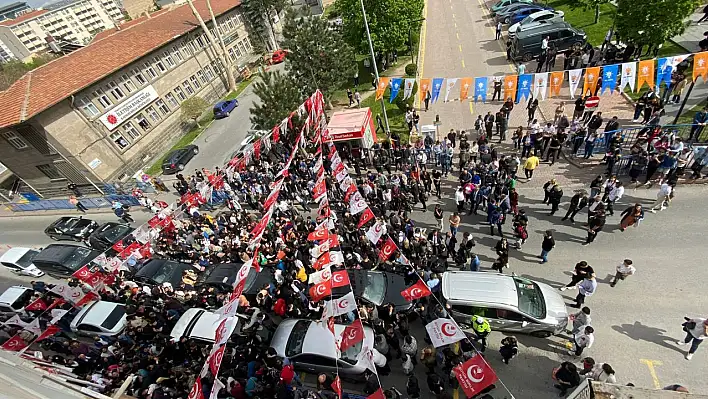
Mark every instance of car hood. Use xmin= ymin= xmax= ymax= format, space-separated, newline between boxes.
xmin=537 ymin=282 xmax=568 ymax=319
xmin=23 ymin=264 xmax=44 ymax=277
xmin=509 ymin=22 xmax=520 ymax=32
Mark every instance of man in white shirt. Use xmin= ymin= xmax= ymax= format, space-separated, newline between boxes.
xmin=606 ymin=181 xmax=624 ymax=216
xmin=610 ymin=259 xmax=636 ymax=287
xmin=570 ymin=325 xmax=595 ymax=356
xmin=650 ymin=183 xmax=672 ymax=212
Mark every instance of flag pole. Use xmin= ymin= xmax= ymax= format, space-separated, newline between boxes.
xmin=359 ymin=0 xmax=391 ymax=135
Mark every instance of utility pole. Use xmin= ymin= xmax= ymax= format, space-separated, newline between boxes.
xmin=359 ymin=0 xmax=390 ymax=133
xmin=206 ymin=0 xmax=234 ymax=75
xmin=186 ymin=0 xmax=236 ymax=91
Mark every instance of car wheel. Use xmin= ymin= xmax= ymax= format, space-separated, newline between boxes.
xmin=531 ymin=330 xmax=552 ymax=338
xmin=193 ymin=148 xmax=199 ymax=155
xmin=224 ymin=111 xmax=230 ymax=117
xmin=522 ymin=52 xmax=533 ymax=62
xmin=504 ymin=17 xmax=510 ymax=24
xmin=178 ymin=164 xmax=185 ymax=171
xmin=572 ymin=41 xmax=584 ymax=51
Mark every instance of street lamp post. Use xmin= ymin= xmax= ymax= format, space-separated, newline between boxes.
xmin=359 ymin=0 xmax=390 ymax=134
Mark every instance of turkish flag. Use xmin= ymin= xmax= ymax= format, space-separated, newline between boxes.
xmin=400 ymin=279 xmax=432 ymax=302
xmin=75 ymin=291 xmax=100 ymax=307
xmin=358 ymin=208 xmax=375 ymax=228
xmin=1 ymin=334 xmax=27 ymax=352
xmin=118 ymin=242 xmax=140 ymax=259
xmin=47 ymin=297 xmax=66 ymax=310
xmin=311 ymin=252 xmax=331 ymax=271
xmin=312 ymin=179 xmax=327 ymax=201
xmin=339 ymin=319 xmax=365 ymax=351
xmin=24 ymin=298 xmax=47 ymax=311
xmin=309 ymin=281 xmax=332 ymax=302
xmin=307 ymin=228 xmax=330 ymax=241
xmin=35 ymin=325 xmax=61 ymax=342
xmin=187 ymin=377 xmax=204 ymax=399
xmin=111 ymin=240 xmax=125 ymax=253
xmin=209 ymin=345 xmax=225 ymax=375
xmin=272 ymin=125 xmax=280 ymax=142
xmin=147 ymin=215 xmax=161 ymax=228
xmin=253 ymin=139 xmax=262 ymax=159
xmin=262 ymin=188 xmax=281 ymax=211
xmin=250 ymin=211 xmax=272 ymax=240
xmin=367 ymin=389 xmax=385 ymax=399
xmin=454 ymin=355 xmax=498 ymax=398
xmin=327 ymin=317 xmax=336 ymax=336
xmin=378 ymin=237 xmax=397 ymax=262
xmin=344 ymin=184 xmax=358 ymax=203
xmin=72 ymin=265 xmax=96 ymax=283
xmin=331 ymin=270 xmax=350 ymax=288
xmin=331 ymin=376 xmax=342 ymax=399
xmin=138 ymin=242 xmax=152 ymax=259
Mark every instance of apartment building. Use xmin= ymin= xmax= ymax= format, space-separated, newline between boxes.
xmin=0 ymin=2 xmax=31 ymax=21
xmin=0 ymin=0 xmax=255 ymax=197
xmin=0 ymin=0 xmax=124 ymax=62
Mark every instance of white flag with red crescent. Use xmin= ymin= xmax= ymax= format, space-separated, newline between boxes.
xmin=425 ymin=318 xmax=467 ymax=348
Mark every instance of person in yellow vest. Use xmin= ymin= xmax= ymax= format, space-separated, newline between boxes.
xmin=472 ymin=315 xmax=492 ymax=352
xmin=524 ymin=154 xmax=540 ymax=180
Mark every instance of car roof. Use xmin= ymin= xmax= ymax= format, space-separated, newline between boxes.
xmin=0 ymin=286 xmax=32 ymax=305
xmin=71 ymin=301 xmax=125 ymax=327
xmin=273 ymin=319 xmax=375 ymax=359
xmin=135 ymin=258 xmax=192 ymax=286
xmin=35 ymin=244 xmax=88 ymax=261
xmin=170 ymin=308 xmax=226 ymax=343
xmin=516 ymin=21 xmax=572 ymax=37
xmin=442 ymin=271 xmax=519 ymax=308
xmin=0 ymin=247 xmax=36 ymax=264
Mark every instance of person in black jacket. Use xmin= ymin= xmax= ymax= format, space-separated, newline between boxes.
xmin=554 ymin=361 xmax=581 ymax=396
xmin=562 ymin=192 xmax=588 ymax=223
xmin=539 ymin=230 xmax=555 ymax=264
xmin=549 ymin=185 xmax=563 ymax=216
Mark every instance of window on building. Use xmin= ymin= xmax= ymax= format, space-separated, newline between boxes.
xmin=234 ymin=44 xmax=242 ymax=58
xmin=132 ymin=69 xmax=147 ymax=86
xmin=120 ymin=74 xmax=135 ymax=93
xmin=227 ymin=18 xmax=235 ymax=30
xmin=123 ymin=121 xmax=141 ymax=139
xmin=145 ymin=106 xmax=160 ymax=123
xmin=182 ymin=81 xmax=194 ymax=96
xmin=163 ymin=52 xmax=175 ymax=68
xmin=197 ymin=70 xmax=207 ymax=84
xmin=172 ymin=47 xmax=183 ymax=62
xmin=190 ymin=75 xmax=201 ymax=89
xmin=155 ymin=99 xmax=170 ymax=116
xmin=212 ymin=60 xmax=221 ymax=73
xmin=189 ymin=41 xmax=198 ymax=54
xmin=106 ymin=81 xmax=124 ymax=100
xmin=174 ymin=87 xmax=187 ymax=101
xmin=93 ymin=88 xmax=112 ymax=108
xmin=1 ymin=131 xmax=28 ymax=150
xmin=180 ymin=42 xmax=191 ymax=57
xmin=196 ymin=35 xmax=205 ymax=48
xmin=203 ymin=65 xmax=214 ymax=81
xmin=228 ymin=48 xmax=235 ymax=61
xmin=243 ymin=37 xmax=252 ymax=51
xmin=110 ymin=132 xmax=129 ymax=149
xmin=36 ymin=164 xmax=64 ymax=180
xmin=76 ymin=96 xmax=99 ymax=117
xmin=154 ymin=57 xmax=166 ymax=73
xmin=165 ymin=92 xmax=179 ymax=108
xmin=135 ymin=115 xmax=151 ymax=132
xmin=143 ymin=62 xmax=157 ymax=79
xmin=238 ymin=41 xmax=247 ymax=57
xmin=235 ymin=13 xmax=242 ymax=25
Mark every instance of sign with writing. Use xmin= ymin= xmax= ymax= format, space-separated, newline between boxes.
xmin=98 ymin=85 xmax=159 ymax=130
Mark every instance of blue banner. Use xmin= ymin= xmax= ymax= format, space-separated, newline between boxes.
xmin=516 ymin=74 xmax=533 ymax=103
xmin=600 ymin=64 xmax=618 ymax=94
xmin=431 ymin=78 xmax=444 ymax=103
xmin=656 ymin=57 xmax=673 ymax=89
xmin=474 ymin=77 xmax=487 ymax=102
xmin=389 ymin=78 xmax=403 ymax=103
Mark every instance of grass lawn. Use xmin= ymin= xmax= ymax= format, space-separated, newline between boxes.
xmin=676 ymin=100 xmax=706 ymax=125
xmin=359 ymin=89 xmax=410 ymax=144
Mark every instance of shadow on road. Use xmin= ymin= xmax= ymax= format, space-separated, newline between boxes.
xmin=611 ymin=321 xmax=685 ymax=354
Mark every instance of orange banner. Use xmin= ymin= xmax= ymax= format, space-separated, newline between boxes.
xmin=549 ymin=71 xmax=564 ymax=97
xmin=419 ymin=78 xmax=431 ymax=103
xmin=459 ymin=77 xmax=473 ymax=100
xmin=694 ymin=52 xmax=708 ymax=83
xmin=375 ymin=77 xmax=390 ymax=101
xmin=636 ymin=59 xmax=655 ymax=92
xmin=503 ymin=75 xmax=517 ymax=102
xmin=583 ymin=66 xmax=600 ymax=96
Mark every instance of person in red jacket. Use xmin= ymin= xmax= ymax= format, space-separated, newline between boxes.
xmin=273 ymin=298 xmax=287 ymax=317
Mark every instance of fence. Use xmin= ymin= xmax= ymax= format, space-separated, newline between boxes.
xmin=5 ymin=194 xmax=141 ymax=212
xmin=566 ymin=379 xmax=593 ymax=399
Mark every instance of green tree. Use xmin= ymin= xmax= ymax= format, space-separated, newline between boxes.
xmin=180 ymin=97 xmax=209 ymax=127
xmin=615 ymin=0 xmax=699 ymax=47
xmin=281 ymin=8 xmax=356 ymax=101
xmin=337 ymin=0 xmax=424 ymax=55
xmin=250 ymin=70 xmax=303 ymax=130
xmin=241 ymin=0 xmax=286 ymax=51
xmin=572 ymin=0 xmax=610 ymax=24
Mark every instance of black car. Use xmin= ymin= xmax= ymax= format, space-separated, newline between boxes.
xmin=332 ymin=270 xmax=412 ymax=312
xmin=32 ymin=244 xmax=101 ymax=278
xmin=133 ymin=258 xmax=194 ymax=288
xmin=161 ymin=145 xmax=199 ymax=174
xmin=87 ymin=222 xmax=134 ymax=251
xmin=196 ymin=262 xmax=274 ymax=301
xmin=44 ymin=216 xmax=99 ymax=242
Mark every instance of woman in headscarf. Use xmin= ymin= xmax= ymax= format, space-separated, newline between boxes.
xmin=619 ymin=203 xmax=644 ymax=231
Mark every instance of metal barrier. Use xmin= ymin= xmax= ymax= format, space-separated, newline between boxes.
xmin=6 ymin=194 xmax=141 ymax=212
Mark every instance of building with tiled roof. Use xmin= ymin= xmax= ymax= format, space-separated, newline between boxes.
xmin=0 ymin=0 xmax=257 ymax=197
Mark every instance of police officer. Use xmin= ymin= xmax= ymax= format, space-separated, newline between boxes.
xmin=472 ymin=315 xmax=492 ymax=352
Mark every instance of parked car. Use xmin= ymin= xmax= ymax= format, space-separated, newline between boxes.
xmin=490 ymin=0 xmax=532 ymax=14
xmin=213 ymin=99 xmax=239 ymax=118
xmin=222 ymin=131 xmax=268 ymax=165
xmin=495 ymin=4 xmax=547 ymax=24
xmin=0 ymin=286 xmax=34 ymax=316
xmin=509 ymin=6 xmax=557 ymax=25
xmin=44 ymin=216 xmax=99 ymax=242
xmin=511 ymin=21 xmax=586 ymax=62
xmin=508 ymin=10 xmax=565 ymax=37
xmin=161 ymin=145 xmax=199 ymax=174
xmin=169 ymin=308 xmax=252 ymax=344
xmin=331 ymin=270 xmax=411 ymax=312
xmin=132 ymin=258 xmax=194 ymax=289
xmin=32 ymin=244 xmax=101 ymax=278
xmin=196 ymin=262 xmax=274 ymax=301
xmin=69 ymin=301 xmax=127 ymax=337
xmin=0 ymin=247 xmax=45 ymax=277
xmin=271 ymin=49 xmax=287 ymax=64
xmin=270 ymin=319 xmax=375 ymax=377
xmin=87 ymin=222 xmax=134 ymax=251
xmin=441 ymin=271 xmax=568 ymax=338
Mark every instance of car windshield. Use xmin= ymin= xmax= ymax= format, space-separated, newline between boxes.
xmin=16 ymin=250 xmax=39 ymax=267
xmin=101 ymin=305 xmax=126 ymax=329
xmin=63 ymin=247 xmax=95 ymax=271
xmin=99 ymin=225 xmax=131 ymax=242
xmin=285 ymin=320 xmax=310 ymax=357
xmin=55 ymin=218 xmax=79 ymax=230
xmin=514 ymin=277 xmax=546 ymax=319
xmin=140 ymin=261 xmax=182 ymax=284
xmin=360 ymin=272 xmax=386 ymax=306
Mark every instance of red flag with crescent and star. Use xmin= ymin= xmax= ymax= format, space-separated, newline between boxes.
xmin=309 ymin=280 xmax=333 ymax=301
xmin=367 ymin=389 xmax=385 ymax=399
xmin=331 ymin=270 xmax=350 ymax=288
xmin=400 ymin=279 xmax=432 ymax=302
xmin=378 ymin=237 xmax=397 ymax=262
xmin=24 ymin=297 xmax=47 ymax=311
xmin=358 ymin=208 xmax=375 ymax=228
xmin=307 ymin=228 xmax=330 ymax=241
xmin=454 ymin=355 xmax=498 ymax=398
xmin=331 ymin=376 xmax=342 ymax=399
xmin=0 ymin=334 xmax=27 ymax=352
xmin=339 ymin=319 xmax=365 ymax=351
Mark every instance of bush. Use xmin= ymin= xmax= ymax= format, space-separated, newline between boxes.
xmin=405 ymin=63 xmax=417 ymax=77
xmin=394 ymin=80 xmax=417 ymax=112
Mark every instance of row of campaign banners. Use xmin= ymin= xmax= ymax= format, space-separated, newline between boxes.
xmin=375 ymin=52 xmax=708 ymax=103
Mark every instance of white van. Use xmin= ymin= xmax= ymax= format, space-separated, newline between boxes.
xmin=441 ymin=271 xmax=568 ymax=337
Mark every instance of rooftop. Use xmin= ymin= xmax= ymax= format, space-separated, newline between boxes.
xmin=0 ymin=2 xmax=28 ymax=13
xmin=0 ymin=9 xmax=48 ymax=26
xmin=0 ymin=0 xmax=241 ymax=129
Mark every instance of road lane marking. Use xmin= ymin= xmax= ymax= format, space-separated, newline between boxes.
xmin=469 ymin=101 xmax=474 ymax=115
xmin=456 ymin=32 xmax=460 ymax=40
xmin=415 ymin=0 xmax=428 ymax=109
xmin=459 ymin=44 xmax=463 ymax=52
xmin=461 ymin=59 xmax=465 ymax=68
xmin=452 ymin=13 xmax=455 ymax=19
xmin=474 ymin=0 xmax=515 ymax=73
xmin=640 ymin=359 xmax=663 ymax=389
